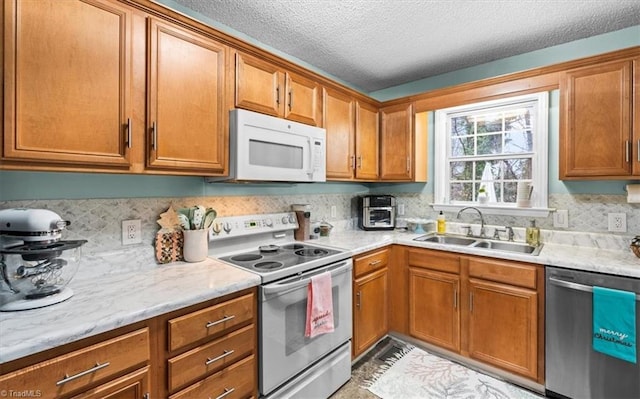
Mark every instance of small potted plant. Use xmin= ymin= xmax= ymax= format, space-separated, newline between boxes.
xmin=477 ymin=186 xmax=488 ymax=204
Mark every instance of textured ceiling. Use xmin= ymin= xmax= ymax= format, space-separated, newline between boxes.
xmin=171 ymin=0 xmax=640 ymax=93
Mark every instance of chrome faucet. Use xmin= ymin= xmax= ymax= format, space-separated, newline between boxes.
xmin=456 ymin=206 xmax=486 ymax=237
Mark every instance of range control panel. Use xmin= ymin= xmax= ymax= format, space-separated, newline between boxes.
xmin=208 ymin=212 xmax=298 ymax=241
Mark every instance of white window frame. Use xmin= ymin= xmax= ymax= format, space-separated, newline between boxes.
xmin=432 ymin=92 xmax=552 ymax=217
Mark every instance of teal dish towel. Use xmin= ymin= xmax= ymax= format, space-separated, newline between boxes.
xmin=592 ymin=286 xmax=637 ymax=364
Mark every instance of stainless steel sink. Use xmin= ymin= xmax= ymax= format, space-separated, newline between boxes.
xmin=415 ymin=235 xmax=477 ymax=246
xmin=471 ymin=240 xmax=542 ymax=255
xmin=414 ymin=233 xmax=542 ymax=256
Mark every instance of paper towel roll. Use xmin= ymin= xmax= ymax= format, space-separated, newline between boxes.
xmin=626 ymin=184 xmax=640 ymax=203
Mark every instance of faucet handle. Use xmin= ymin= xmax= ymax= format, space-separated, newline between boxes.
xmin=461 ymin=225 xmax=472 ymax=236
xmin=492 ymin=228 xmax=506 ymax=240
xmin=505 ymin=226 xmax=514 ymax=241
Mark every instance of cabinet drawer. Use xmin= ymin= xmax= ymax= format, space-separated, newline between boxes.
xmin=168 ymin=324 xmax=255 ymax=392
xmin=169 ymin=354 xmax=256 ymax=399
xmin=0 ymin=328 xmax=149 ymax=399
xmin=354 ymin=248 xmax=389 ymax=277
xmin=408 ymin=248 xmax=460 ymax=274
xmin=169 ymin=292 xmax=255 ymax=352
xmin=468 ymin=257 xmax=538 ymax=289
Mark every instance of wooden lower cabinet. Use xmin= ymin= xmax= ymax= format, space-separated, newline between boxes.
xmin=409 ymin=268 xmax=460 ymax=352
xmin=407 ymin=247 xmax=544 ymax=383
xmin=468 ymin=279 xmax=538 ymax=380
xmin=353 ymin=248 xmax=389 ymax=357
xmin=0 ymin=288 xmax=258 ymax=399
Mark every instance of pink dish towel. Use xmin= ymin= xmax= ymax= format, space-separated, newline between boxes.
xmin=305 ymin=271 xmax=335 ymax=338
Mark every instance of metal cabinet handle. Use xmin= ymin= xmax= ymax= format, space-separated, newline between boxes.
xmin=276 ymin=85 xmax=280 ymax=105
xmin=637 ymin=140 xmax=640 ymax=162
xmin=369 ymin=259 xmax=382 ymax=266
xmin=205 ymin=349 xmax=235 ymax=366
xmin=356 ymin=291 xmax=361 ymax=308
xmin=357 ymin=155 xmax=362 ymax=169
xmin=407 ymin=157 xmax=411 ymax=172
xmin=626 ymin=140 xmax=630 ymax=163
xmin=212 ymin=387 xmax=235 ymax=399
xmin=56 ymin=362 xmax=110 ymax=386
xmin=350 ymin=155 xmax=356 ymax=170
xmin=288 ymin=89 xmax=293 ymax=111
xmin=206 ymin=314 xmax=235 ymax=328
xmin=469 ymin=292 xmax=474 ymax=312
xmin=151 ymin=122 xmax=157 ymax=151
xmin=126 ymin=118 xmax=132 ymax=149
xmin=453 ymin=289 xmax=458 ymax=309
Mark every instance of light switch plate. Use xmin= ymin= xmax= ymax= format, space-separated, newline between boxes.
xmin=553 ymin=210 xmax=568 ymax=228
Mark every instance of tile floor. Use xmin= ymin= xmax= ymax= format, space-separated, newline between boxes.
xmin=330 ymin=337 xmax=545 ymax=399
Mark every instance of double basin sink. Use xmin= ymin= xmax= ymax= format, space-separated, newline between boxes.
xmin=414 ymin=233 xmax=543 ymax=256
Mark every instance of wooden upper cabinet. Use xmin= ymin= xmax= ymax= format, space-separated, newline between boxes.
xmin=355 ymin=101 xmax=380 ymax=180
xmin=560 ymin=59 xmax=634 ymax=179
xmin=147 ymin=18 xmax=228 ymax=174
xmin=634 ymin=57 xmax=640 ymax=175
xmin=380 ymin=103 xmax=414 ymax=180
xmin=3 ymin=0 xmax=134 ymax=168
xmin=235 ymin=52 xmax=322 ymax=126
xmin=324 ymin=88 xmax=356 ymax=179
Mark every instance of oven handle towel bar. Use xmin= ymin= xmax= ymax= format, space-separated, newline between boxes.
xmin=262 ymin=260 xmax=352 ymax=297
xmin=549 ymin=277 xmax=640 ymax=300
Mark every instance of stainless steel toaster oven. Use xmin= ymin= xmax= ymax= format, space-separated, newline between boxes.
xmin=358 ymin=195 xmax=396 ymax=230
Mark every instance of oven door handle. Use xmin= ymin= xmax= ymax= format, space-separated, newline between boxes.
xmin=549 ymin=277 xmax=640 ymax=300
xmin=262 ymin=260 xmax=352 ymax=296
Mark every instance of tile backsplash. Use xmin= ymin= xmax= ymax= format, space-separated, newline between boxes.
xmin=1 ymin=193 xmax=637 ymax=255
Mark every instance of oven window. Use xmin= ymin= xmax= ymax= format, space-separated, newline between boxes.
xmin=284 ymin=287 xmax=340 ymax=356
xmin=249 ymin=139 xmax=303 ymax=169
xmin=369 ymin=209 xmax=391 ymax=223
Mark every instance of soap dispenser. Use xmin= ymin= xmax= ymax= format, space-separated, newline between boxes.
xmin=437 ymin=211 xmax=446 ymax=235
xmin=526 ymin=220 xmax=540 ymax=246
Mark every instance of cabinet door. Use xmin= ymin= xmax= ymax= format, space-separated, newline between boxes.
xmin=147 ymin=18 xmax=228 ymax=174
xmin=468 ymin=278 xmax=538 ymax=380
xmin=324 ymin=88 xmax=355 ymax=179
xmin=235 ymin=52 xmax=284 ymax=117
xmin=409 ymin=268 xmax=460 ymax=352
xmin=380 ymin=103 xmax=413 ymax=180
xmin=353 ymin=267 xmax=388 ymax=357
xmin=355 ymin=101 xmax=379 ymax=180
xmin=285 ymin=72 xmax=322 ymax=126
xmin=3 ymin=0 xmax=133 ymax=168
xmin=560 ymin=60 xmax=632 ymax=178
xmin=72 ymin=367 xmax=150 ymax=399
xmin=634 ymin=57 xmax=640 ymax=176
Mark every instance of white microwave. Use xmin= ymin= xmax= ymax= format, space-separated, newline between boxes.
xmin=209 ymin=109 xmax=326 ymax=183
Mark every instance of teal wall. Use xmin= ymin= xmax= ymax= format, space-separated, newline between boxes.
xmin=1 ymin=9 xmax=638 ymax=201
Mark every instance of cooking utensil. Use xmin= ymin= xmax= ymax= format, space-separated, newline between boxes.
xmin=177 ymin=213 xmax=190 ymax=230
xmin=202 ymin=208 xmax=217 ymax=230
xmin=192 ymin=206 xmax=205 ymax=230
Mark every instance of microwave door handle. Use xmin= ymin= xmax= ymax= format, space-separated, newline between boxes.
xmin=307 ymin=138 xmax=314 ymax=177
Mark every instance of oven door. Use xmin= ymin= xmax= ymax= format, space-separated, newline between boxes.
xmin=259 ymin=259 xmax=352 ymax=395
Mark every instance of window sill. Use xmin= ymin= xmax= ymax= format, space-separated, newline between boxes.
xmin=431 ymin=203 xmax=554 ymax=218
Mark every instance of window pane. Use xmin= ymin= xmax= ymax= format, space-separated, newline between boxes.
xmin=451 ymin=116 xmax=473 ymax=137
xmin=503 ymin=181 xmax=518 ymax=203
xmin=451 ymin=182 xmax=474 ymax=202
xmin=505 ymin=108 xmax=532 ymax=131
xmin=450 ymin=161 xmax=473 ymax=180
xmin=476 ymin=113 xmax=502 ymax=133
xmin=503 ymin=158 xmax=532 ymax=180
xmin=451 ymin=136 xmax=474 ymax=157
xmin=505 ymin=130 xmax=533 ymax=153
xmin=477 ymin=134 xmax=502 ymax=155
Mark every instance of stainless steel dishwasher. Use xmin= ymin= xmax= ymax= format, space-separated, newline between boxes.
xmin=546 ymin=266 xmax=640 ymax=399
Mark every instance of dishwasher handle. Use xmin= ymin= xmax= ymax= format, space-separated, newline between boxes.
xmin=549 ymin=277 xmax=640 ymax=300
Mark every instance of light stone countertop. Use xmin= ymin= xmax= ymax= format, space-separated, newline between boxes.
xmin=1 ymin=227 xmax=638 ymax=365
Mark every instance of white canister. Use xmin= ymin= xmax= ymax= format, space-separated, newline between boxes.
xmin=182 ymin=229 xmax=208 ymax=262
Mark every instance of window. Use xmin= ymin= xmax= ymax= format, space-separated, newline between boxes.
xmin=434 ymin=92 xmax=549 ymax=216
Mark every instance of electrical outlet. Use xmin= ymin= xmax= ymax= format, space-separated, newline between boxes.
xmin=553 ymin=209 xmax=569 ymax=228
xmin=122 ymin=219 xmax=142 ymax=245
xmin=398 ymin=203 xmax=405 ymax=216
xmin=330 ymin=205 xmax=337 ymax=218
xmin=607 ymin=213 xmax=627 ymax=233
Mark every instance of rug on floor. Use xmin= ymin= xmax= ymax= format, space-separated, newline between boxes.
xmin=364 ymin=345 xmax=543 ymax=399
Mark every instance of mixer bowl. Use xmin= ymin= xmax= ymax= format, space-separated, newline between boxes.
xmin=0 ymin=240 xmax=86 ymax=310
